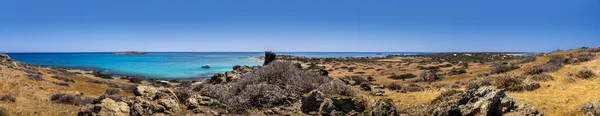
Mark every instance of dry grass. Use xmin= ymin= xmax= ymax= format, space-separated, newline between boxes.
xmin=508 ymin=49 xmax=600 ymax=115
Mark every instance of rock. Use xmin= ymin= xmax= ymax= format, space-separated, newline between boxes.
xmin=301 ymin=90 xmax=325 ymax=114
xmin=582 ymin=101 xmax=600 ymax=116
xmin=360 ymin=83 xmax=372 ymax=91
xmin=0 ymin=54 xmax=9 ymax=59
xmin=318 ymin=98 xmax=344 ymax=116
xmin=429 ymin=87 xmax=543 ymax=116
xmin=371 ymin=98 xmax=399 ymax=116
xmin=330 ymin=96 xmax=366 ymax=113
xmin=264 ymin=51 xmax=277 ymax=65
xmin=185 ymin=94 xmax=219 ymax=109
xmin=78 ymin=98 xmax=130 ymax=116
xmin=523 ymin=79 xmax=541 ymax=91
xmin=372 ymin=89 xmax=386 ymax=96
xmin=208 ymin=73 xmax=227 ymax=84
xmin=129 ymin=86 xmax=180 ymax=115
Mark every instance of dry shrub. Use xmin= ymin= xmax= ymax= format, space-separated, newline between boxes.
xmin=466 ymin=77 xmax=492 ymax=89
xmin=0 ymin=94 xmax=16 ymax=102
xmin=384 ymin=83 xmax=423 ymax=92
xmin=52 ymin=75 xmax=75 ymax=83
xmin=492 ymin=75 xmax=525 ymax=91
xmin=341 ymin=76 xmax=370 ymax=85
xmin=388 ymin=73 xmax=417 ymax=80
xmin=489 ymin=62 xmax=519 ymax=74
xmin=515 ymin=57 xmax=536 ymax=64
xmin=528 ymin=73 xmax=554 ymax=81
xmin=447 ymin=68 xmax=467 ymax=75
xmin=199 ymin=61 xmax=355 ymax=112
xmin=0 ymin=106 xmax=6 ymax=116
xmin=53 ymin=82 xmax=70 ymax=87
xmin=50 ymin=93 xmax=94 ymax=105
xmin=525 ymin=63 xmax=562 ymax=75
xmin=563 ymin=77 xmax=577 ymax=83
xmin=104 ymin=88 xmax=121 ymax=95
xmin=576 ymin=68 xmax=596 ymax=79
xmin=548 ymin=55 xmax=566 ymax=64
xmin=27 ymin=74 xmax=44 ymax=81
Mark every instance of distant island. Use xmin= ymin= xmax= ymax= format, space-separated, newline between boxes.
xmin=114 ymin=51 xmax=146 ymax=55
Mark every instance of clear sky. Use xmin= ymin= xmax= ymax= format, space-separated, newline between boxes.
xmin=0 ymin=0 xmax=598 ymax=52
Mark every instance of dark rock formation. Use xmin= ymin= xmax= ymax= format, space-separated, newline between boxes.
xmin=301 ymin=90 xmax=325 ymax=114
xmin=429 ymin=87 xmax=543 ymax=116
xmin=371 ymin=98 xmax=399 ymax=116
xmin=264 ymin=51 xmax=277 ymax=65
xmin=208 ymin=73 xmax=226 ymax=84
xmin=185 ymin=94 xmax=219 ymax=109
xmin=582 ymin=101 xmax=600 ymax=116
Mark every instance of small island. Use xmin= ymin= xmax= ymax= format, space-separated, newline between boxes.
xmin=114 ymin=51 xmax=147 ymax=55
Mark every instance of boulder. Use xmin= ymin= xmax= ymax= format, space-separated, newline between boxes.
xmin=429 ymin=87 xmax=543 ymax=116
xmin=330 ymin=96 xmax=366 ymax=113
xmin=371 ymin=98 xmax=399 ymax=116
xmin=582 ymin=101 xmax=600 ymax=116
xmin=318 ymin=98 xmax=345 ymax=116
xmin=0 ymin=54 xmax=9 ymax=62
xmin=264 ymin=51 xmax=277 ymax=65
xmin=208 ymin=73 xmax=227 ymax=84
xmin=301 ymin=90 xmax=325 ymax=114
xmin=185 ymin=94 xmax=219 ymax=109
xmin=78 ymin=98 xmax=130 ymax=116
xmin=129 ymin=86 xmax=180 ymax=115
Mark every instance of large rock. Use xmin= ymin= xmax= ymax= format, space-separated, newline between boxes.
xmin=582 ymin=101 xmax=600 ymax=116
xmin=0 ymin=54 xmax=9 ymax=62
xmin=301 ymin=90 xmax=325 ymax=114
xmin=264 ymin=51 xmax=277 ymax=65
xmin=78 ymin=98 xmax=130 ymax=116
xmin=128 ymin=86 xmax=180 ymax=115
xmin=429 ymin=87 xmax=543 ymax=116
xmin=208 ymin=73 xmax=227 ymax=84
xmin=317 ymin=96 xmax=366 ymax=115
xmin=371 ymin=98 xmax=399 ymax=116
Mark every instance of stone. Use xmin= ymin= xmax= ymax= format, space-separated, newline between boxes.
xmin=129 ymin=86 xmax=180 ymax=115
xmin=330 ymin=96 xmax=366 ymax=113
xmin=301 ymin=90 xmax=325 ymax=114
xmin=370 ymin=98 xmax=399 ymax=116
xmin=429 ymin=87 xmax=543 ymax=116
xmin=78 ymin=98 xmax=130 ymax=116
xmin=372 ymin=89 xmax=386 ymax=96
xmin=264 ymin=51 xmax=277 ymax=65
xmin=582 ymin=101 xmax=600 ymax=116
xmin=185 ymin=94 xmax=219 ymax=109
xmin=208 ymin=73 xmax=227 ymax=84
xmin=0 ymin=54 xmax=9 ymax=60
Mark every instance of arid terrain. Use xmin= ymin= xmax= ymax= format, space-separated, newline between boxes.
xmin=1 ymin=47 xmax=599 ymax=116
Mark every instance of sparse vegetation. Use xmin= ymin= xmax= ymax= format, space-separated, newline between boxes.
xmin=27 ymin=74 xmax=44 ymax=81
xmin=91 ymin=72 xmax=112 ymax=79
xmin=53 ymin=82 xmax=70 ymax=87
xmin=431 ymin=89 xmax=463 ymax=104
xmin=51 ymin=75 xmax=75 ymax=83
xmin=341 ymin=76 xmax=370 ymax=85
xmin=384 ymin=83 xmax=423 ymax=92
xmin=50 ymin=93 xmax=94 ymax=106
xmin=127 ymin=77 xmax=144 ymax=84
xmin=528 ymin=73 xmax=554 ymax=81
xmin=103 ymin=88 xmax=121 ymax=95
xmin=0 ymin=106 xmax=7 ymax=116
xmin=447 ymin=68 xmax=467 ymax=75
xmin=489 ymin=62 xmax=519 ymax=74
xmin=198 ymin=61 xmax=355 ymax=112
xmin=0 ymin=94 xmax=16 ymax=102
xmin=576 ymin=68 xmax=596 ymax=79
xmin=388 ymin=73 xmax=417 ymax=80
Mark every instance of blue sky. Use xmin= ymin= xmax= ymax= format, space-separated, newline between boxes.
xmin=0 ymin=0 xmax=598 ymax=52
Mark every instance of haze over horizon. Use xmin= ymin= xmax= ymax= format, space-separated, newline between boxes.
xmin=1 ymin=0 xmax=599 ymax=52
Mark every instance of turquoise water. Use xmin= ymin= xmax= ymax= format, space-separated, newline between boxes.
xmin=7 ymin=52 xmax=426 ymax=79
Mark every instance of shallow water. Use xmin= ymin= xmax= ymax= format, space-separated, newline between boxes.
xmin=7 ymin=52 xmax=427 ymax=79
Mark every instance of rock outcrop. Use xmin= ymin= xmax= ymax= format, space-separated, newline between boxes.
xmin=301 ymin=90 xmax=325 ymax=114
xmin=582 ymin=101 xmax=600 ymax=116
xmin=185 ymin=94 xmax=219 ymax=109
xmin=128 ymin=86 xmax=181 ymax=115
xmin=0 ymin=54 xmax=10 ymax=62
xmin=371 ymin=98 xmax=399 ymax=116
xmin=208 ymin=73 xmax=226 ymax=84
xmin=264 ymin=51 xmax=277 ymax=65
xmin=78 ymin=98 xmax=130 ymax=116
xmin=429 ymin=87 xmax=543 ymax=116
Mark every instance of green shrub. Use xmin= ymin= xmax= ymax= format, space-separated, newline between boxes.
xmin=91 ymin=72 xmax=112 ymax=79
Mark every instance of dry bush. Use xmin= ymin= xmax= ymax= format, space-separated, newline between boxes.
xmin=199 ymin=61 xmax=354 ymax=112
xmin=576 ymin=68 xmax=596 ymax=79
xmin=525 ymin=63 xmax=562 ymax=75
xmin=0 ymin=106 xmax=6 ymax=116
xmin=104 ymin=88 xmax=121 ymax=95
xmin=466 ymin=77 xmax=492 ymax=89
xmin=489 ymin=62 xmax=519 ymax=74
xmin=528 ymin=73 xmax=554 ymax=81
xmin=515 ymin=57 xmax=536 ymax=64
xmin=341 ymin=76 xmax=370 ymax=85
xmin=388 ymin=73 xmax=417 ymax=80
xmin=492 ymin=75 xmax=525 ymax=91
xmin=548 ymin=55 xmax=566 ymax=64
xmin=52 ymin=75 xmax=75 ymax=83
xmin=447 ymin=68 xmax=467 ymax=75
xmin=174 ymin=87 xmax=195 ymax=102
xmin=0 ymin=94 xmax=16 ymax=102
xmin=563 ymin=77 xmax=577 ymax=83
xmin=385 ymin=83 xmax=423 ymax=92
xmin=567 ymin=53 xmax=595 ymax=64
xmin=27 ymin=74 xmax=44 ymax=81
xmin=50 ymin=93 xmax=94 ymax=105
xmin=52 ymin=82 xmax=70 ymax=87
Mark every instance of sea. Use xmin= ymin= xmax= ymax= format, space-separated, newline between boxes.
xmin=6 ymin=52 xmax=429 ymax=79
